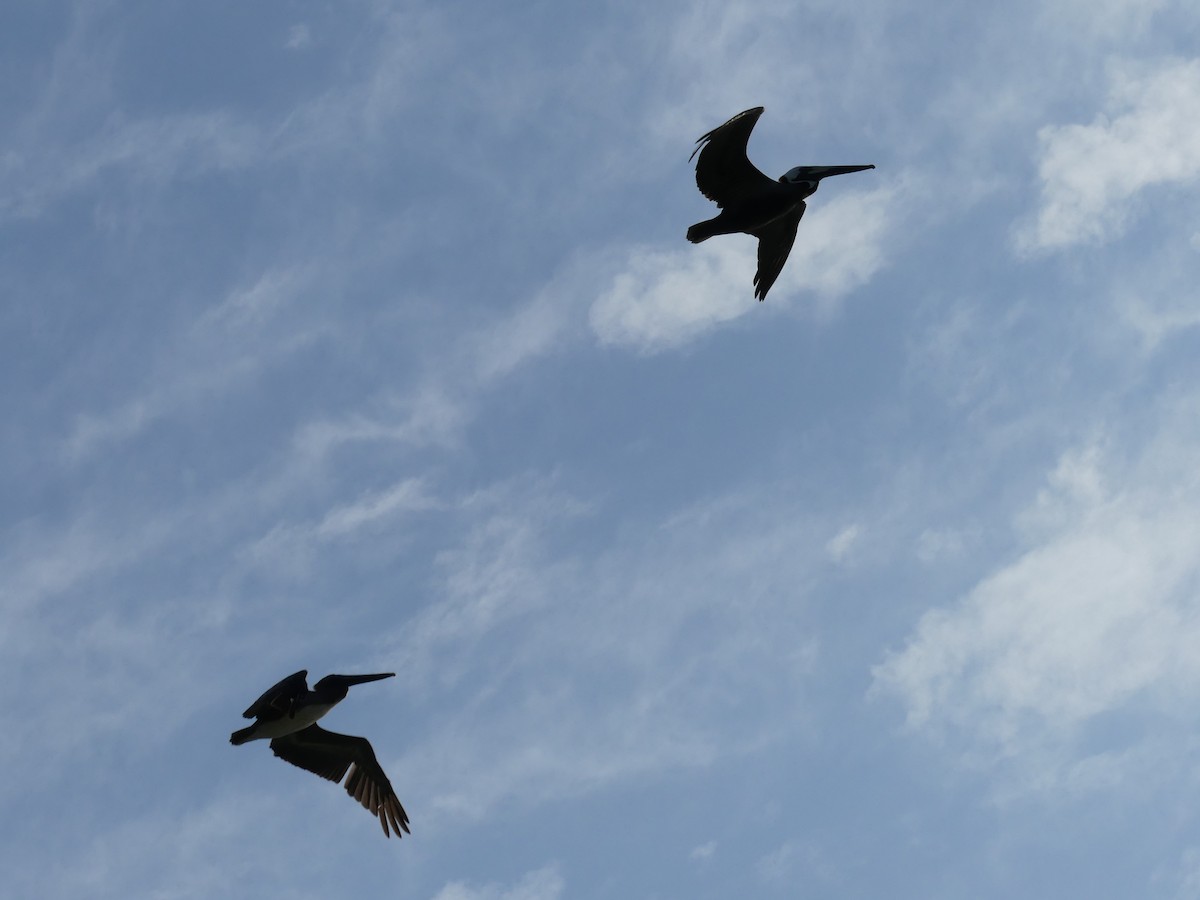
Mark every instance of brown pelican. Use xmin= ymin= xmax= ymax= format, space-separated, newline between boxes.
xmin=230 ymin=670 xmax=410 ymax=838
xmin=686 ymin=106 xmax=874 ymax=300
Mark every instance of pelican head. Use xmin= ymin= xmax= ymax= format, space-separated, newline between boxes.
xmin=312 ymin=672 xmax=394 ymax=699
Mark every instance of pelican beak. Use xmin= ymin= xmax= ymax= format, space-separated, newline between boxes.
xmin=335 ymin=673 xmax=396 ymax=686
xmin=814 ymin=164 xmax=875 ymax=179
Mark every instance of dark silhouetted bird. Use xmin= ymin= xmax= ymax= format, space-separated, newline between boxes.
xmin=231 ymin=669 xmax=410 ymax=838
xmin=687 ymin=106 xmax=874 ymax=300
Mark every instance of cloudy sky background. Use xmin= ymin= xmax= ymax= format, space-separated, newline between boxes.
xmin=4 ymin=0 xmax=1200 ymax=897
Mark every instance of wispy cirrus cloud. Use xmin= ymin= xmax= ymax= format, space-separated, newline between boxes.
xmin=2 ymin=108 xmax=268 ymax=220
xmin=286 ymin=273 xmax=583 ymax=466
xmin=431 ymin=866 xmax=564 ymax=900
xmin=61 ymin=262 xmax=328 ymax=464
xmin=385 ymin=477 xmax=831 ymax=826
xmin=757 ymin=838 xmax=840 ymax=890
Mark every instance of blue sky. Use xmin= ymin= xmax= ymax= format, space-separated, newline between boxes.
xmin=4 ymin=0 xmax=1200 ymax=897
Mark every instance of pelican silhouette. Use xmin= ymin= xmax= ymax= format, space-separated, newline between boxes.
xmin=230 ymin=669 xmax=410 ymax=838
xmin=686 ymin=106 xmax=874 ymax=300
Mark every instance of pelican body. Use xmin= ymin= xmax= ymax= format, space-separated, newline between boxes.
xmin=686 ymin=106 xmax=874 ymax=300
xmin=231 ymin=669 xmax=410 ymax=838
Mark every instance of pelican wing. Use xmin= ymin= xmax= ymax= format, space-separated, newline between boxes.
xmin=242 ymin=670 xmax=308 ymax=719
xmin=270 ymin=725 xmax=411 ymax=838
xmin=750 ymin=203 xmax=805 ymax=301
xmin=690 ymin=107 xmax=776 ymax=208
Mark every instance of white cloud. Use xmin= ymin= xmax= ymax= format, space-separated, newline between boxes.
xmin=201 ymin=266 xmax=310 ymax=330
xmin=771 ymin=186 xmax=894 ymax=314
xmin=285 ymin=23 xmax=311 ymax=50
xmin=1099 ymin=234 xmax=1200 ymax=351
xmin=389 ymin=479 xmax=585 ymax=693
xmin=756 ymin=838 xmax=839 ymax=888
xmin=0 ymin=507 xmax=179 ymax=620
xmin=2 ymin=110 xmax=266 ymax=220
xmin=1117 ymin=288 xmax=1200 ymax=350
xmin=62 ymin=347 xmax=285 ymax=463
xmin=690 ymin=840 xmax=717 ymax=861
xmin=286 ymin=257 xmax=590 ymax=468
xmin=236 ymin=476 xmax=443 ymax=590
xmin=63 ymin=262 xmax=328 ymax=464
xmin=431 ymin=866 xmax=564 ymax=900
xmin=826 ymin=524 xmax=862 ymax=563
xmin=916 ymin=527 xmax=971 ymax=564
xmin=316 ymin=478 xmax=437 ymax=538
xmin=589 ymin=186 xmax=893 ymax=353
xmin=653 ymin=2 xmax=814 ymax=141
xmin=1038 ymin=0 xmax=1168 ymax=40
xmin=1017 ymin=58 xmax=1200 ymax=252
xmin=1165 ymin=847 xmax=1200 ymax=900
xmin=589 ymin=239 xmax=761 ymax=352
xmin=290 ymin=384 xmax=467 ymax=462
xmin=32 ymin=792 xmax=282 ymax=899
xmin=873 ymin=411 xmax=1200 ymax=783
xmin=468 ymin=267 xmax=585 ymax=383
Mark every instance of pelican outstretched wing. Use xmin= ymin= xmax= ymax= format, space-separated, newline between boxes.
xmin=270 ymin=724 xmax=411 ymax=838
xmin=750 ymin=203 xmax=805 ymax=301
xmin=242 ymin=670 xmax=308 ymax=719
xmin=690 ymin=106 xmax=776 ymax=208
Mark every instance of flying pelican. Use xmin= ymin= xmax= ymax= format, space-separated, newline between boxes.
xmin=686 ymin=106 xmax=874 ymax=300
xmin=230 ymin=669 xmax=410 ymax=838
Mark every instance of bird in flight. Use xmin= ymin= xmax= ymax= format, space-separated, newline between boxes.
xmin=231 ymin=669 xmax=410 ymax=839
xmin=686 ymin=106 xmax=874 ymax=300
